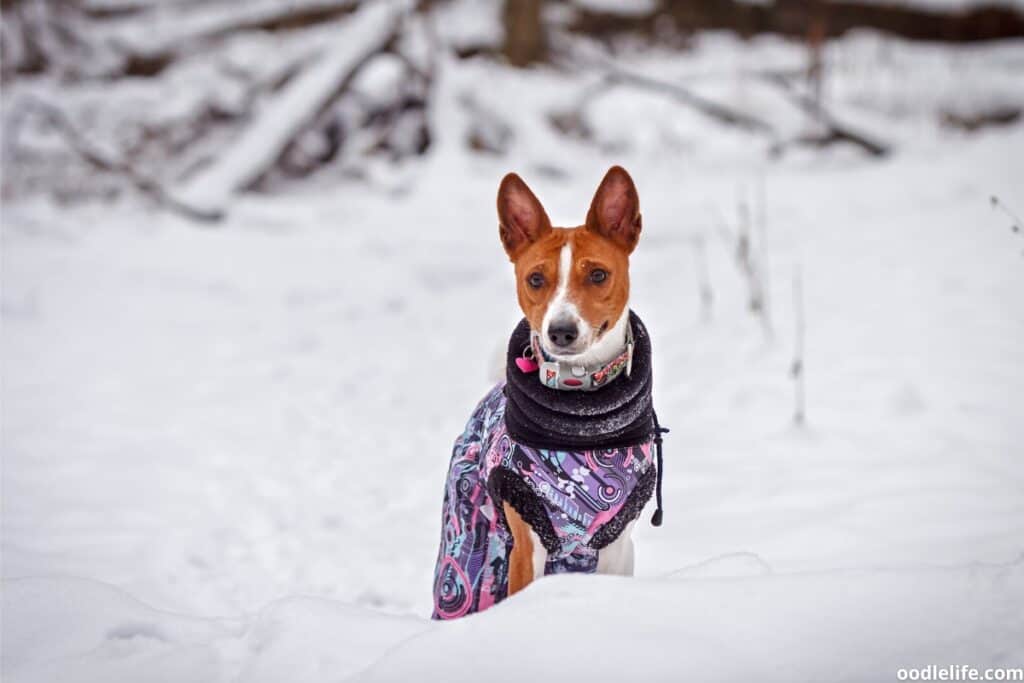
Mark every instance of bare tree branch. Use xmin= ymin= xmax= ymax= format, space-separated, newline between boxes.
xmin=3 ymin=95 xmax=221 ymax=223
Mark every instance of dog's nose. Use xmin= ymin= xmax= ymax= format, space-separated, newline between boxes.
xmin=548 ymin=321 xmax=578 ymax=348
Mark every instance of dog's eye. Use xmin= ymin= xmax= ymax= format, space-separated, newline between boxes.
xmin=590 ymin=269 xmax=608 ymax=284
xmin=528 ymin=272 xmax=545 ymax=289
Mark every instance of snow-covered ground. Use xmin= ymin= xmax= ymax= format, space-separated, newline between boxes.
xmin=3 ymin=30 xmax=1024 ymax=682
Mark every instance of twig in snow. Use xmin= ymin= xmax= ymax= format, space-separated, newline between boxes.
xmin=2 ymin=95 xmax=221 ymax=223
xmin=756 ymin=174 xmax=774 ymax=338
xmin=736 ymin=187 xmax=772 ymax=339
xmin=690 ymin=234 xmax=714 ymax=323
xmin=711 ymin=205 xmax=736 ymax=248
xmin=990 ymin=195 xmax=1024 ymax=257
xmin=711 ymin=195 xmax=772 ymax=339
xmin=735 ymin=190 xmax=760 ymax=313
xmin=990 ymin=195 xmax=1023 ymax=239
xmin=791 ymin=266 xmax=807 ymax=427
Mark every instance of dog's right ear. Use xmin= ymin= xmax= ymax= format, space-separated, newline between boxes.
xmin=497 ymin=173 xmax=551 ymax=261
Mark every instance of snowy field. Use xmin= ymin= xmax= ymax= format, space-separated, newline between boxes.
xmin=3 ymin=27 xmax=1024 ymax=683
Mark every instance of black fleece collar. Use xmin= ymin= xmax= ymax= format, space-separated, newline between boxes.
xmin=504 ymin=310 xmax=655 ymax=451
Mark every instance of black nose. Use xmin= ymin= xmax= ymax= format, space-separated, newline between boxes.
xmin=548 ymin=321 xmax=578 ymax=348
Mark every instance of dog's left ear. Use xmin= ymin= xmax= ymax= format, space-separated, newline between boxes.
xmin=585 ymin=165 xmax=641 ymax=254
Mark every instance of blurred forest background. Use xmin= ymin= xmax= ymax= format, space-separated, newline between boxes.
xmin=2 ymin=0 xmax=1023 ymax=217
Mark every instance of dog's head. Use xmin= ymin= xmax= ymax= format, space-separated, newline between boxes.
xmin=497 ymin=166 xmax=641 ymax=363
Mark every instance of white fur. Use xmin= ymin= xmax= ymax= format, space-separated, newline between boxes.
xmin=529 ymin=529 xmax=547 ymax=580
xmin=529 ymin=521 xmax=636 ymax=580
xmin=571 ymin=309 xmax=630 ymax=367
xmin=539 ymin=241 xmax=630 ymax=367
xmin=596 ymin=521 xmax=636 ymax=576
xmin=540 ymin=244 xmax=587 ymax=350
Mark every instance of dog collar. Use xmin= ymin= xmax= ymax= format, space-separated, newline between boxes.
xmin=516 ymin=324 xmax=634 ymax=391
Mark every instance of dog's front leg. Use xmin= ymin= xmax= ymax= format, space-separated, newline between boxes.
xmin=596 ymin=521 xmax=636 ymax=576
xmin=504 ymin=502 xmax=548 ymax=595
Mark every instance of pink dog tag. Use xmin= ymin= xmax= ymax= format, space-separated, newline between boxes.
xmin=515 ymin=356 xmax=539 ymax=373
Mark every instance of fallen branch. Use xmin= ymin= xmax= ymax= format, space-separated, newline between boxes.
xmin=172 ymin=0 xmax=406 ymax=217
xmin=604 ymin=67 xmax=775 ymax=134
xmin=761 ymin=72 xmax=890 ymax=158
xmin=940 ymin=106 xmax=1021 ymax=132
xmin=3 ymin=95 xmax=220 ymax=223
xmin=106 ymin=0 xmax=364 ymax=78
xmin=80 ymin=0 xmax=212 ymax=21
xmin=552 ymin=48 xmax=776 ymax=135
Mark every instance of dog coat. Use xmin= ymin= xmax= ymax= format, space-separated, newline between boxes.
xmin=431 ymin=312 xmax=665 ymax=620
xmin=431 ymin=383 xmax=655 ymax=619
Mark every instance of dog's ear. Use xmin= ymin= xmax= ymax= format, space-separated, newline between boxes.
xmin=497 ymin=173 xmax=552 ymax=261
xmin=585 ymin=165 xmax=641 ymax=254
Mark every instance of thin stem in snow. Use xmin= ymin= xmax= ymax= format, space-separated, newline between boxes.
xmin=791 ymin=266 xmax=806 ymax=427
xmin=690 ymin=235 xmax=713 ymax=323
xmin=990 ymin=195 xmax=1023 ymax=236
xmin=990 ymin=196 xmax=1023 ymax=257
xmin=736 ymin=186 xmax=771 ymax=340
xmin=756 ymin=173 xmax=774 ymax=339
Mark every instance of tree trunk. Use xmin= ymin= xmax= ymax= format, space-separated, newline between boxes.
xmin=503 ymin=0 xmax=546 ymax=67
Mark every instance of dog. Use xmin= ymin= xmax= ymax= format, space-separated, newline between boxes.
xmin=431 ymin=166 xmax=664 ymax=620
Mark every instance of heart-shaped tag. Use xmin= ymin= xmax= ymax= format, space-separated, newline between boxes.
xmin=515 ymin=356 xmax=539 ymax=373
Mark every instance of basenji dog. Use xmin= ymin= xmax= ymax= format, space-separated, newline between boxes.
xmin=432 ymin=166 xmax=661 ymax=619
xmin=497 ymin=165 xmax=644 ymax=591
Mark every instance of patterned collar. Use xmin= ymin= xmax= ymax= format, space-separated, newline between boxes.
xmin=521 ymin=323 xmax=634 ymax=391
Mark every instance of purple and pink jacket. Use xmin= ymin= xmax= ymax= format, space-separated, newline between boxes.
xmin=431 ymin=383 xmax=655 ymax=619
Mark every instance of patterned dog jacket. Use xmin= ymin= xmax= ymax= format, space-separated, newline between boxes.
xmin=431 ymin=383 xmax=656 ymax=619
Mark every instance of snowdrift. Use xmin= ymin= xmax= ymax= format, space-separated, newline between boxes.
xmin=4 ymin=560 xmax=1022 ymax=682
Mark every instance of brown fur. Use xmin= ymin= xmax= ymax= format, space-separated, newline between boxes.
xmin=503 ymin=502 xmax=534 ymax=595
xmin=497 ymin=166 xmax=641 ymax=337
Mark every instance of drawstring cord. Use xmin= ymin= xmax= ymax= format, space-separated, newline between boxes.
xmin=650 ymin=409 xmax=669 ymax=527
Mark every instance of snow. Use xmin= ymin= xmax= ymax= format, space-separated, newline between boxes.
xmin=5 ymin=564 xmax=1022 ymax=682
xmin=4 ymin=28 xmax=1024 ymax=683
xmin=433 ymin=0 xmax=503 ymax=49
